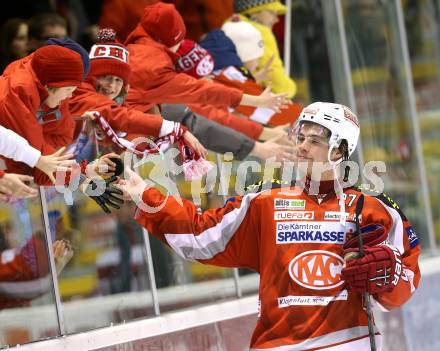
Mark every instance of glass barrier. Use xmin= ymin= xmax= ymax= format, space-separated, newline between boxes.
xmin=328 ymin=0 xmax=434 ymax=251
xmin=41 ymin=185 xmax=155 ymax=334
xmin=403 ymin=0 xmax=440 ymax=248
xmin=1 ymin=139 xmax=262 ymax=347
xmin=135 ymin=150 xmax=240 ymax=312
xmin=288 ymin=0 xmax=333 ymax=104
xmin=0 ymin=196 xmax=60 ymax=347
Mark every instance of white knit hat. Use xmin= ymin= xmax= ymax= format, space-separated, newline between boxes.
xmin=221 ymin=20 xmax=264 ymax=62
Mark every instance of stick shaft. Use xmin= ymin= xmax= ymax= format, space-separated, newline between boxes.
xmin=363 ymin=293 xmax=377 ymax=350
xmin=355 ymin=194 xmax=376 ymax=351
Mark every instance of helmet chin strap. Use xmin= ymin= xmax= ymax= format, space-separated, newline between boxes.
xmin=327 ymin=143 xmax=346 ymax=226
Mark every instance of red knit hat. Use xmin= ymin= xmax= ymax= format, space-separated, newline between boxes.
xmin=140 ymin=2 xmax=186 ymax=47
xmin=175 ymin=39 xmax=214 ymax=78
xmin=88 ymin=29 xmax=131 ymax=85
xmin=32 ymin=45 xmax=84 ymax=87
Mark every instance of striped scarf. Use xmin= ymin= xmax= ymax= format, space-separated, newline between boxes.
xmin=92 ymin=112 xmax=212 ymax=181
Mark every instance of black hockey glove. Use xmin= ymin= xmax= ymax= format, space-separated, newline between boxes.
xmin=109 ymin=157 xmax=124 ymax=177
xmin=81 ymin=174 xmax=124 ymax=213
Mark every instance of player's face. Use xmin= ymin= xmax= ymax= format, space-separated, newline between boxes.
xmin=292 ymin=122 xmax=344 ymax=179
xmin=293 ymin=123 xmax=333 ymax=179
xmin=45 ymin=86 xmax=77 ymax=108
xmin=96 ymin=75 xmax=124 ymax=100
xmin=292 ymin=123 xmax=329 ymax=176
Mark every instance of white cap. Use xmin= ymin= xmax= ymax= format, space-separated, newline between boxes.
xmin=221 ymin=21 xmax=264 ymax=63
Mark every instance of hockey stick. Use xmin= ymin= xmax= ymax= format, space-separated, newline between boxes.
xmin=355 ymin=194 xmax=377 ymax=351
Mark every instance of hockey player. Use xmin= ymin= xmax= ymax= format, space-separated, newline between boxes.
xmin=117 ymin=102 xmax=421 ymax=350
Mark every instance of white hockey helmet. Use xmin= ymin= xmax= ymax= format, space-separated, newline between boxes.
xmin=296 ymin=102 xmax=360 ymax=157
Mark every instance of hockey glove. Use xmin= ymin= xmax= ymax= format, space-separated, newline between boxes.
xmin=341 ymin=245 xmax=402 ymax=294
xmin=109 ymin=157 xmax=124 ymax=177
xmin=82 ymin=175 xmax=124 ymax=213
xmin=344 ymin=223 xmax=388 ymax=249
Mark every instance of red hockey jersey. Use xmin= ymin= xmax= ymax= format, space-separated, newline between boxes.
xmin=134 ymin=182 xmax=420 ymax=350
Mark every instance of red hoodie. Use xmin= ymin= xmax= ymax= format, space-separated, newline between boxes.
xmin=0 ymin=234 xmax=53 ymax=309
xmin=0 ymin=55 xmax=75 ymax=185
xmin=124 ymin=24 xmax=262 ymax=139
xmin=125 ymin=24 xmax=243 ymax=109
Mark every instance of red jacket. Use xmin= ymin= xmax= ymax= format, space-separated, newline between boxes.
xmin=124 ymin=25 xmax=264 ymax=139
xmin=135 ymin=183 xmax=420 ymax=350
xmin=0 ymin=252 xmax=35 ymax=282
xmin=0 ymin=253 xmax=36 ymax=309
xmin=98 ymin=0 xmax=158 ymax=42
xmin=0 ymin=234 xmax=52 ymax=309
xmin=69 ymin=81 xmax=164 ymax=138
xmin=171 ymin=0 xmax=233 ymax=41
xmin=124 ymin=25 xmax=243 ymax=111
xmin=0 ymin=55 xmax=75 ymax=185
xmin=188 ymin=103 xmax=263 ymax=140
xmin=214 ymin=66 xmax=303 ymax=126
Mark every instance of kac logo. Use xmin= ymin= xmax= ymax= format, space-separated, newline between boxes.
xmin=288 ymin=250 xmax=344 ymax=290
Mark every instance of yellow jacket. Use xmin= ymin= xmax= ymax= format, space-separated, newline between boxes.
xmin=236 ymin=14 xmax=297 ymax=98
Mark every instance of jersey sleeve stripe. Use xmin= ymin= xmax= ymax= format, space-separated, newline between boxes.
xmin=376 ymin=199 xmax=405 ymax=254
xmin=164 ymin=193 xmax=259 ymax=261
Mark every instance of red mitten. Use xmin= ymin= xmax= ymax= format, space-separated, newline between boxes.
xmin=341 ymin=245 xmax=402 ymax=294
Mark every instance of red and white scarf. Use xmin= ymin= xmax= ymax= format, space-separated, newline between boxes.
xmin=91 ymin=112 xmax=212 ymax=181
